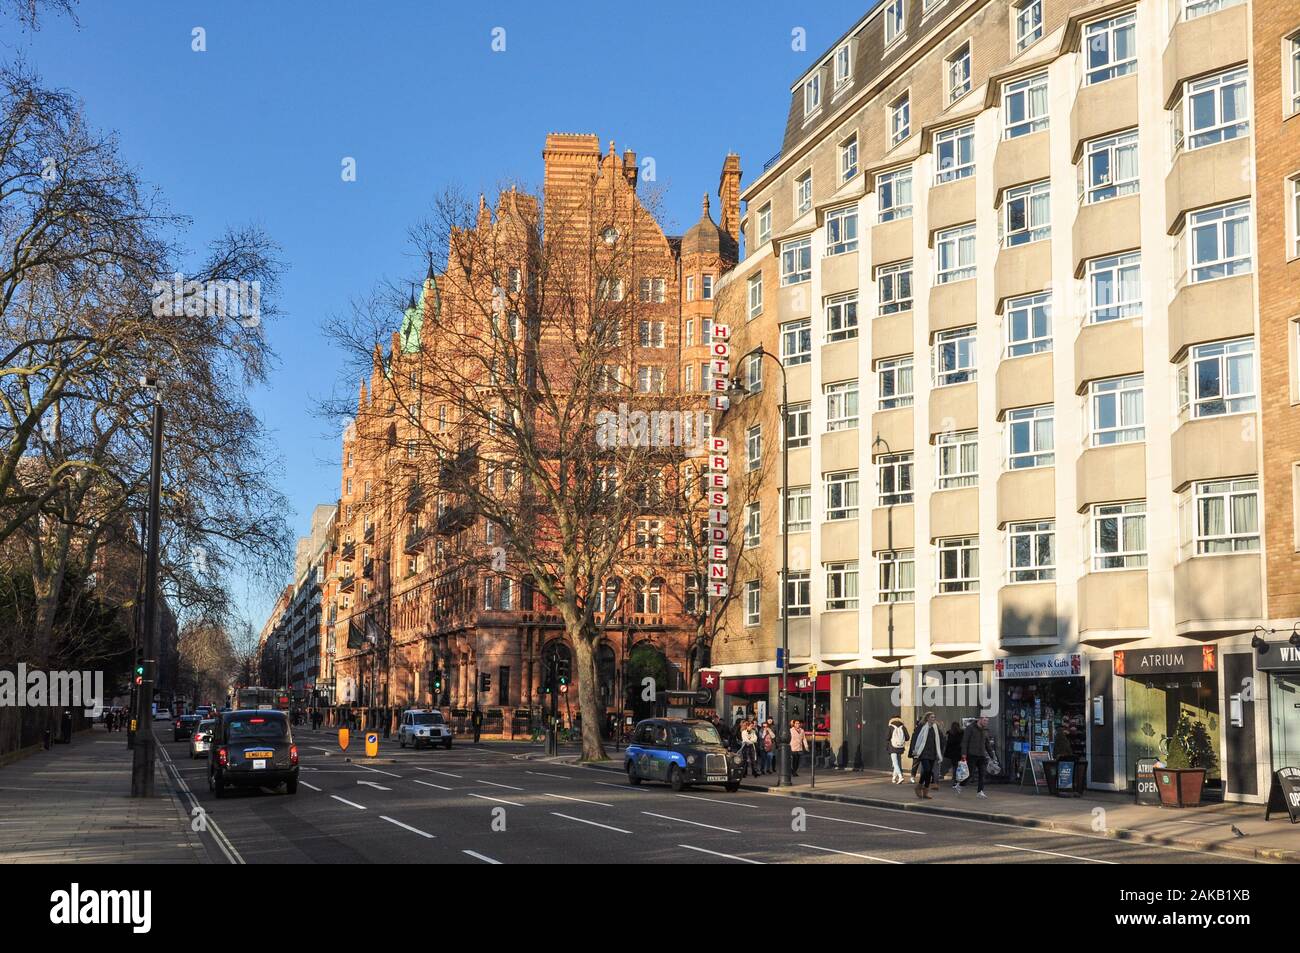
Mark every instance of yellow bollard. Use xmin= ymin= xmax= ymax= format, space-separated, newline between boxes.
xmin=365 ymin=732 xmax=378 ymax=757
xmin=338 ymin=727 xmax=349 ymax=751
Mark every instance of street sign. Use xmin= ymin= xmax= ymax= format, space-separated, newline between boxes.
xmin=1265 ymin=767 xmax=1300 ymax=823
xmin=338 ymin=728 xmax=349 ymax=751
xmin=365 ymin=732 xmax=378 ymax=757
xmin=808 ymin=664 xmax=818 ymax=678
xmin=776 ymin=648 xmax=785 ymax=670
xmin=694 ymin=688 xmax=714 ymax=705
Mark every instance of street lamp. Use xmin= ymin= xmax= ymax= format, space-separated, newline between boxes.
xmin=726 ymin=346 xmax=793 ymax=786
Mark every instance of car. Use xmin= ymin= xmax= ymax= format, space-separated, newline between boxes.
xmin=194 ymin=705 xmax=214 ymax=720
xmin=208 ymin=709 xmax=299 ymax=798
xmin=624 ymin=718 xmax=744 ymax=792
xmin=153 ymin=707 xmax=171 ymax=722
xmin=397 ymin=709 xmax=453 ymax=749
xmin=173 ymin=714 xmax=201 ymax=742
xmin=190 ymin=719 xmax=215 ymax=759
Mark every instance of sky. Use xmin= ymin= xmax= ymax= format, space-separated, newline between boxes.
xmin=10 ymin=0 xmax=871 ymax=629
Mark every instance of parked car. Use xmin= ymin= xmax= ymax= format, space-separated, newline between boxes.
xmin=173 ymin=714 xmax=201 ymax=742
xmin=397 ymin=709 xmax=453 ymax=749
xmin=625 ymin=718 xmax=743 ymax=792
xmin=190 ymin=719 xmax=215 ymax=759
xmin=208 ymin=709 xmax=298 ymax=798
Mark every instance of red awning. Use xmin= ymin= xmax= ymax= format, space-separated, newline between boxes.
xmin=782 ymin=674 xmax=830 ymax=692
xmin=724 ymin=677 xmax=771 ymax=695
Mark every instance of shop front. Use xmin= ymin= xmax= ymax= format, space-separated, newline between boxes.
xmin=1115 ymin=645 xmax=1221 ymax=797
xmin=993 ymin=653 xmax=1086 ymax=786
xmin=1256 ymin=640 xmax=1300 ymax=773
xmin=722 ymin=676 xmax=771 ymax=731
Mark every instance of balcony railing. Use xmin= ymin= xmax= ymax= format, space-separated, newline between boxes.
xmin=404 ymin=526 xmax=429 ymax=554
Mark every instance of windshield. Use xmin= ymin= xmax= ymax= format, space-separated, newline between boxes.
xmin=226 ymin=716 xmax=288 ymax=742
xmin=199 ymin=721 xmax=215 ymax=731
xmin=670 ymin=723 xmax=722 ymax=747
xmin=410 ymin=712 xmax=443 ymax=725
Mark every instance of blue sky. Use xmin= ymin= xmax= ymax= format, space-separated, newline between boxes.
xmin=13 ymin=0 xmax=869 ymax=628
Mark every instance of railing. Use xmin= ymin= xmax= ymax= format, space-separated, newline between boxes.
xmin=762 ymin=150 xmax=783 ymax=172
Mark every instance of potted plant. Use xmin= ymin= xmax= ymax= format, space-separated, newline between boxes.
xmin=1153 ymin=713 xmax=1215 ymax=808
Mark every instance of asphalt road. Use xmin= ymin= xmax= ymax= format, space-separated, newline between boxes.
xmin=156 ymin=731 xmax=1254 ymax=865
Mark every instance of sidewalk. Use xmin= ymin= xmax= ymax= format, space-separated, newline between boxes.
xmin=0 ymin=723 xmax=205 ymax=864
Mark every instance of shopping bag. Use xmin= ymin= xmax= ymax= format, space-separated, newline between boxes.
xmin=986 ymin=755 xmax=1001 ymax=777
xmin=955 ymin=760 xmax=970 ymax=783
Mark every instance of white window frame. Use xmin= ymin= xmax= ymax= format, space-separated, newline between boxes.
xmin=840 ymin=134 xmax=859 ymax=183
xmin=935 ymin=223 xmax=976 ymax=283
xmin=1092 ymin=502 xmax=1147 ymax=570
xmin=744 ymin=580 xmax=761 ymax=626
xmin=934 ymin=124 xmax=974 ymax=184
xmin=1013 ymin=0 xmax=1043 ymax=53
xmin=946 ymin=44 xmax=972 ymax=104
xmin=1086 ymin=252 xmax=1142 ymax=324
xmin=825 ymin=292 xmax=859 ymax=342
xmin=1191 ymin=477 xmax=1260 ymax=554
xmin=795 ymin=171 xmax=813 ymax=215
xmin=884 ymin=0 xmax=906 ymax=47
xmin=1183 ymin=0 xmax=1244 ymax=22
xmin=1001 ymin=180 xmax=1051 ymax=246
xmin=637 ymin=319 xmax=665 ymax=348
xmin=1290 ymin=32 xmax=1300 ymax=118
xmin=781 ymin=237 xmax=812 ymax=285
xmin=1005 ymin=291 xmax=1052 ymax=357
xmin=1083 ymin=11 xmax=1137 ymax=87
xmin=785 ymin=403 xmax=811 ymax=450
xmin=1290 ymin=174 xmax=1300 ymax=260
xmin=825 ymin=470 xmax=860 ymax=521
xmin=933 ymin=326 xmax=977 ymax=386
xmin=877 ymin=167 xmax=913 ymax=222
xmin=757 ymin=203 xmax=772 ymax=244
xmin=1178 ymin=337 xmax=1256 ymax=418
xmin=744 ymin=501 xmax=761 ymax=548
xmin=782 ymin=571 xmax=812 ymax=618
xmin=1187 ymin=201 xmax=1252 ymax=284
xmin=825 ymin=379 xmax=860 ymax=431
xmin=785 ymin=484 xmax=812 ymax=532
xmin=748 ymin=274 xmax=763 ymax=319
xmin=746 ymin=424 xmax=762 ymax=472
xmin=1003 ymin=71 xmax=1048 ymax=138
xmin=1089 ymin=375 xmax=1145 ymax=446
xmin=936 ymin=536 xmax=979 ymax=593
xmin=803 ymin=74 xmax=821 ymax=117
xmin=834 ymin=43 xmax=853 ymax=89
xmin=1174 ymin=68 xmax=1249 ymax=153
xmin=936 ymin=429 xmax=978 ymax=489
xmin=826 ymin=204 xmax=858 ymax=255
xmin=878 ymin=550 xmax=916 ymax=603
xmin=781 ymin=318 xmax=812 ymax=366
xmin=745 ymin=351 xmax=763 ymax=393
xmin=701 ymin=274 xmax=713 ymax=300
xmin=876 ymin=260 xmax=913 ymax=314
xmin=1006 ymin=404 xmax=1054 ymax=470
xmin=825 ymin=561 xmax=860 ymax=611
xmin=1008 ymin=520 xmax=1055 ymax=582
xmin=888 ymin=91 xmax=911 ymax=148
xmin=876 ymin=355 xmax=914 ymax=410
xmin=1081 ymin=130 xmax=1139 ymax=204
xmin=877 ymin=452 xmax=914 ymax=506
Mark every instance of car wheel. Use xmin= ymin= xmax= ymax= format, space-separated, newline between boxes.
xmin=213 ymin=773 xmax=226 ymax=799
xmin=668 ymin=765 xmax=685 ymax=792
xmin=399 ymin=734 xmax=406 ymax=748
xmin=626 ymin=761 xmax=641 ymax=785
xmin=285 ymin=779 xmax=299 ymax=795
xmin=724 ymin=781 xmax=740 ymax=793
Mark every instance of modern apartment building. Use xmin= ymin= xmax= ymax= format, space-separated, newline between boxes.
xmin=258 ymin=503 xmax=336 ymax=702
xmin=711 ymin=0 xmax=1298 ymax=800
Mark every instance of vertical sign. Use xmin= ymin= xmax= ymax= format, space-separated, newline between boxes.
xmin=707 ymin=323 xmax=732 ymax=601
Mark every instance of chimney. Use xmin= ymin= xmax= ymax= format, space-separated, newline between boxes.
xmin=542 ymin=133 xmax=601 ymax=226
xmin=718 ymin=153 xmax=742 ymax=249
xmin=623 ymin=149 xmax=638 ymax=190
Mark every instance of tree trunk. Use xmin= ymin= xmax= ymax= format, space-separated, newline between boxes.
xmin=571 ymin=626 xmax=607 ymax=762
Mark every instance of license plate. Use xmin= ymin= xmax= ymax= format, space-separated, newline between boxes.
xmin=245 ymin=750 xmax=273 ymax=760
xmin=706 ymin=775 xmax=726 ymax=782
xmin=253 ymin=759 xmax=266 ymax=770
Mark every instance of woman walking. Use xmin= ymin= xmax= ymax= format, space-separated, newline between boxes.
xmin=887 ymin=716 xmax=910 ymax=784
xmin=942 ymin=720 xmax=964 ymax=787
xmin=909 ymin=711 xmax=944 ymax=799
xmin=789 ymin=719 xmax=808 ymax=777
xmin=739 ymin=719 xmax=759 ymax=778
xmin=760 ymin=719 xmax=776 ymax=775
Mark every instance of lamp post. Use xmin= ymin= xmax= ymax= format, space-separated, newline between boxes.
xmin=727 ymin=347 xmax=792 ymax=786
xmin=131 ymin=378 xmax=163 ymax=797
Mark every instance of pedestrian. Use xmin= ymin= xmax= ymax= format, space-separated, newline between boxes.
xmin=1052 ymin=723 xmax=1074 ymax=759
xmin=471 ymin=707 xmax=483 ymax=744
xmin=739 ymin=719 xmax=759 ymax=777
xmin=789 ymin=719 xmax=807 ymax=777
xmin=760 ymin=718 xmax=776 ymax=775
xmin=942 ymin=720 xmax=964 ymax=786
xmin=910 ymin=715 xmax=924 ymax=782
xmin=886 ymin=716 xmax=909 ymax=784
xmin=731 ymin=717 xmax=744 ymax=751
xmin=909 ymin=711 xmax=943 ymax=799
xmin=961 ymin=715 xmax=992 ymax=798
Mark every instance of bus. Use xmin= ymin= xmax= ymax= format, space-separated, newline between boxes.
xmin=235 ymin=687 xmax=290 ymax=711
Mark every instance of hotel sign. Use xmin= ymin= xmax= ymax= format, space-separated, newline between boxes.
xmin=1255 ymin=642 xmax=1300 ymax=672
xmin=707 ymin=323 xmax=732 ymax=601
xmin=1114 ymin=645 xmax=1217 ymax=676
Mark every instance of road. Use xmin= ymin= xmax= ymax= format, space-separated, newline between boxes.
xmin=156 ymin=730 xmax=1254 ymax=865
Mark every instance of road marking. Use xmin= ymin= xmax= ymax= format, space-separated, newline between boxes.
xmin=463 ymin=850 xmax=502 ymax=864
xmin=468 ymin=793 xmax=524 ymax=807
xmin=641 ymin=812 xmax=738 ymax=834
xmin=995 ymin=844 xmax=1117 ymax=864
xmin=381 ymin=816 xmax=435 ymax=838
xmin=474 ymin=779 xmax=524 ymax=791
xmin=675 ymin=793 xmax=759 ymax=809
xmin=678 ymin=844 xmax=764 ymax=864
xmin=543 ymin=793 xmax=612 ymax=807
xmin=331 ymin=795 xmax=368 ymax=810
xmin=527 ymin=771 xmax=571 ymax=780
xmin=413 ymin=779 xmax=452 ymax=791
xmin=801 ymin=843 xmax=903 ymax=864
xmin=299 ymin=781 xmax=322 ymax=792
xmin=594 ymin=781 xmax=642 ymax=791
xmin=155 ymin=734 xmax=244 ymax=865
xmin=549 ymin=812 xmax=632 ymax=834
xmin=804 ymin=813 xmax=922 ymax=835
xmin=357 ymin=780 xmax=392 ymax=791
xmin=353 ymin=762 xmax=402 ymax=778
xmin=415 ymin=767 xmax=462 ymax=779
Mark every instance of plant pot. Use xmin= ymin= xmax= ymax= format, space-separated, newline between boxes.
xmin=1153 ymin=767 xmax=1206 ymax=808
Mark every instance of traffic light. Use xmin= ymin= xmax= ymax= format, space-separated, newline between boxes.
xmin=133 ymin=662 xmax=145 ymax=687
xmin=431 ymin=670 xmax=443 ymax=694
xmin=479 ymin=672 xmax=491 ymax=694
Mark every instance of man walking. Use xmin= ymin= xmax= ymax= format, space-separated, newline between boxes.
xmin=961 ymin=715 xmax=992 ymax=798
xmin=471 ymin=706 xmax=483 ymax=744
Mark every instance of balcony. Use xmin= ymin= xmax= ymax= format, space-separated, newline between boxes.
xmin=1078 ymin=570 xmax=1148 ymax=642
xmin=993 ymin=130 xmax=1049 ymax=195
xmin=1072 ymin=194 xmax=1140 ymax=273
xmin=871 ymin=503 xmax=914 ymax=551
xmin=1070 ymin=72 xmax=1137 ymax=160
xmin=1167 ymin=274 xmax=1254 ymax=362
xmin=872 ymin=602 xmax=915 ymax=656
xmin=871 ymin=311 xmax=913 ymax=361
xmin=820 ymin=610 xmax=860 ymax=656
xmin=928 ymin=278 xmax=976 ymax=336
xmin=1076 ymin=442 xmax=1146 ymax=511
xmin=871 ymin=217 xmax=912 ymax=267
xmin=363 ymin=523 xmax=374 ymax=543
xmin=996 ymin=351 xmax=1053 ymax=417
xmin=362 ymin=559 xmax=374 ymax=580
xmin=340 ymin=541 xmax=355 ymax=561
xmin=406 ymin=482 xmax=424 ymax=513
xmin=993 ymin=239 xmax=1051 ymax=307
xmin=404 ymin=526 xmax=428 ymax=554
xmin=927 ymin=177 xmax=975 ymax=233
xmin=1165 ymin=136 xmax=1250 ymax=235
xmin=930 ymin=593 xmax=981 ymax=651
xmin=436 ymin=503 xmax=475 ymax=535
xmin=820 ymin=517 xmax=858 ymax=563
xmin=999 ymin=582 xmax=1058 ymax=646
xmin=821 ymin=428 xmax=857 ymax=474
xmin=871 ymin=406 xmax=914 ymax=455
xmin=820 ymin=338 xmax=858 ymax=385
xmin=1170 ymin=412 xmax=1258 ymax=492
xmin=930 ymin=487 xmax=978 ymax=539
xmin=439 ymin=443 xmax=480 ymax=486
xmin=338 ymin=573 xmax=356 ymax=593
xmin=821 ymin=250 xmax=858 ymax=296
xmin=997 ymin=467 xmax=1054 ymax=526
xmin=1173 ymin=553 xmax=1262 ymax=636
xmin=1161 ymin=1 xmax=1249 ymax=107
xmin=1075 ymin=318 xmax=1143 ymax=391
xmin=929 ymin=381 xmax=977 ymax=434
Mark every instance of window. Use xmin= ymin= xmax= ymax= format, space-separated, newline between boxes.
xmin=1290 ymin=174 xmax=1300 ymax=260
xmin=785 ymin=403 xmax=811 ymax=449
xmin=1093 ymin=502 xmax=1147 ymax=569
xmin=745 ymin=580 xmax=761 ymax=626
xmin=1001 ymin=180 xmax=1050 ymax=246
xmin=1083 ymin=11 xmax=1136 ymax=86
xmin=879 ymin=550 xmax=915 ymax=603
xmin=597 ymin=277 xmax=624 ymax=301
xmin=826 ymin=205 xmax=858 ymax=256
xmin=825 ymin=380 xmax=860 ymax=431
xmin=933 ymin=326 xmax=977 ymax=386
xmin=934 ymin=124 xmax=974 ymax=184
xmin=1191 ymin=478 xmax=1259 ymax=554
xmin=834 ymin=43 xmax=852 ymax=89
xmin=635 ymin=579 xmax=662 ymax=615
xmin=1014 ymin=0 xmax=1043 ymax=53
xmin=785 ymin=485 xmax=812 ymax=533
xmin=702 ymin=275 xmax=713 ymax=300
xmin=701 ymin=318 xmax=712 ymax=345
xmin=636 ymin=365 xmax=665 ymax=393
xmin=935 ymin=224 xmax=976 ymax=283
xmin=1005 ymin=292 xmax=1052 ymax=357
xmin=685 ymin=276 xmax=695 ymax=301
xmin=1090 ymin=375 xmax=1145 ymax=446
xmin=498 ymin=578 xmax=513 ymax=611
xmin=803 ymin=74 xmax=821 ymax=116
xmin=877 ymin=260 xmax=913 ymax=314
xmin=746 ymin=425 xmax=762 ymax=472
xmin=889 ymin=92 xmax=910 ymax=147
xmin=877 ymin=452 xmax=914 ymax=505
xmin=877 ymin=356 xmax=914 ymax=410
xmin=884 ymin=0 xmax=905 ymax=46
xmin=825 ymin=470 xmax=860 ymax=520
xmin=936 ymin=429 xmax=978 ymax=489
xmin=699 ymin=362 xmax=710 ymax=393
xmin=1184 ymin=0 xmax=1244 ymax=21
xmin=635 ymin=519 xmax=664 ymax=548
xmin=746 ymin=351 xmax=763 ymax=393
xmin=946 ymin=44 xmax=972 ymax=104
xmin=1081 ymin=130 xmax=1138 ymax=204
xmin=781 ymin=318 xmax=812 ymax=365
xmin=1291 ymin=33 xmax=1300 ymax=117
xmin=1006 ymin=404 xmax=1054 ymax=469
xmin=782 ymin=571 xmax=811 ymax=618
xmin=825 ymin=293 xmax=859 ymax=342
xmin=1174 ymin=68 xmax=1249 ymax=153
xmin=1187 ymin=202 xmax=1252 ymax=283
xmin=937 ymin=537 xmax=979 ymax=593
xmin=1003 ymin=72 xmax=1048 ymax=138
xmin=1086 ymin=252 xmax=1142 ymax=324
xmin=638 ymin=277 xmax=667 ymax=303
xmin=1178 ymin=337 xmax=1256 ymax=418
xmin=757 ymin=203 xmax=772 ymax=244
xmin=638 ymin=319 xmax=665 ymax=348
xmin=795 ymin=171 xmax=813 ymax=215
xmin=1009 ymin=521 xmax=1055 ymax=582
xmin=840 ymin=135 xmax=859 ymax=183
xmin=747 ymin=274 xmax=763 ymax=320
xmin=744 ymin=502 xmax=761 ymax=548
xmin=825 ymin=562 xmax=860 ymax=610
xmin=482 ymin=576 xmax=495 ymax=611
xmin=877 ymin=167 xmax=913 ymax=222
xmin=781 ymin=237 xmax=812 ymax=285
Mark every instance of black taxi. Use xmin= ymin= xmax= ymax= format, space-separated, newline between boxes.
xmin=625 ymin=718 xmax=743 ymax=792
xmin=208 ymin=709 xmax=299 ymax=798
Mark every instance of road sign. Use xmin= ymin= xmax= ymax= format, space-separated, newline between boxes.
xmin=808 ymin=665 xmax=818 ymax=678
xmin=338 ymin=728 xmax=350 ymax=751
xmin=695 ymin=688 xmax=714 ymax=705
xmin=365 ymin=731 xmax=378 ymax=757
xmin=776 ymin=648 xmax=785 ymax=670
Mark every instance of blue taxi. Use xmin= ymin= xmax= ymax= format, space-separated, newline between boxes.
xmin=625 ymin=718 xmax=743 ymax=792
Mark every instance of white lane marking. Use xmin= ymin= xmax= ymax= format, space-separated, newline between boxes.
xmin=155 ymin=733 xmax=243 ymax=864
xmin=357 ymin=780 xmax=392 ymax=791
xmin=678 ymin=844 xmax=764 ymax=864
xmin=413 ymin=779 xmax=452 ymax=791
xmin=474 ymin=779 xmax=524 ymax=791
xmin=550 ymin=812 xmax=632 ymax=834
xmin=353 ymin=762 xmax=402 ymax=778
xmin=415 ymin=767 xmax=462 ymax=779
xmin=675 ymin=793 xmax=759 ymax=809
xmin=804 ymin=813 xmax=922 ymax=835
xmin=543 ymin=793 xmax=613 ymax=807
xmin=381 ymin=815 xmax=435 ymax=838
xmin=594 ymin=781 xmax=642 ymax=791
xmin=641 ymin=811 xmax=739 ymax=834
xmin=468 ymin=793 xmax=524 ymax=807
xmin=526 ymin=771 xmax=571 ymax=780
xmin=463 ymin=849 xmax=502 ymax=864
xmin=299 ymin=781 xmax=322 ymax=792
xmin=801 ymin=843 xmax=903 ymax=864
xmin=331 ymin=795 xmax=368 ymax=810
xmin=309 ymin=746 xmax=335 ymax=754
xmin=995 ymin=844 xmax=1117 ymax=864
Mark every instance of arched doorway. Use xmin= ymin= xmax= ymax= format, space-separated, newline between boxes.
xmin=625 ymin=641 xmax=671 ymax=722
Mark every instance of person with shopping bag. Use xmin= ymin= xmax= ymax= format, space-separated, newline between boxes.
xmin=886 ymin=716 xmax=910 ymax=784
xmin=908 ymin=711 xmax=944 ymax=799
xmin=960 ymin=715 xmax=992 ymax=798
xmin=941 ymin=720 xmax=964 ymax=786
